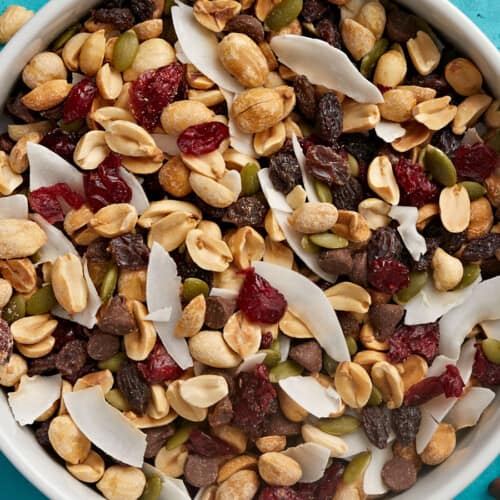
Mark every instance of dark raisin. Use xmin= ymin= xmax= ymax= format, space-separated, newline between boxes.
xmin=301 ymin=0 xmax=328 ymax=22
xmin=28 ymin=353 xmax=58 ymax=376
xmin=174 ymin=253 xmax=213 ymax=287
xmin=317 ymin=92 xmax=343 ymax=144
xmin=85 ymin=238 xmax=110 ymax=263
xmin=431 ymin=128 xmax=461 ymax=158
xmin=294 ymin=75 xmax=317 ymax=121
xmin=143 ymin=425 xmax=174 ymax=458
xmin=130 ymin=0 xmax=154 ymax=21
xmin=0 ymin=318 xmax=13 ymax=365
xmin=391 ymin=406 xmax=421 ymax=446
xmin=316 ymin=18 xmax=342 ymax=49
xmin=441 ymin=230 xmax=466 ymax=255
xmin=6 ymin=92 xmax=38 ymax=124
xmin=87 ymin=332 xmax=120 ymax=361
xmin=361 ymin=405 xmax=391 ymax=449
xmin=406 ymin=73 xmax=450 ymax=96
xmin=330 ymin=177 xmax=363 ymax=210
xmin=225 ymin=196 xmax=267 ymax=227
xmin=341 ymin=133 xmax=380 ymax=165
xmin=224 ymin=15 xmax=265 ymax=43
xmin=191 ymin=195 xmax=227 ymax=221
xmin=368 ymin=227 xmax=404 ymax=264
xmin=98 ymin=295 xmax=137 ymax=336
xmin=39 ymin=103 xmax=65 ymax=121
xmin=52 ymin=320 xmax=85 ymax=352
xmin=462 ymin=234 xmax=500 ymax=262
xmin=117 ymin=360 xmax=151 ymax=415
xmin=269 ymin=149 xmax=302 ymax=194
xmin=34 ymin=421 xmax=52 ymax=448
xmin=0 ymin=133 xmax=15 ymax=154
xmin=306 ymin=145 xmax=350 ymax=186
xmin=55 ymin=340 xmax=88 ymax=379
xmin=92 ymin=7 xmax=135 ymax=30
xmin=108 ymin=233 xmax=149 ymax=270
xmin=414 ymin=236 xmax=440 ymax=271
xmin=386 ymin=5 xmax=417 ymax=42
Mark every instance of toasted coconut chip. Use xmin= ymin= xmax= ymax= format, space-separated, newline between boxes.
xmin=0 ymin=194 xmax=28 ymax=219
xmin=52 ymin=258 xmax=102 ymax=329
xmin=389 ymin=206 xmax=427 ymax=261
xmin=403 ymin=276 xmax=481 ymax=325
xmin=143 ymin=463 xmax=191 ymax=500
xmin=270 ymin=35 xmax=383 ymax=104
xmin=174 ymin=41 xmax=190 ymax=65
xmin=236 ymin=353 xmax=267 ymax=374
xmin=439 ymin=277 xmax=500 ymax=360
xmin=292 ymin=134 xmax=318 ymax=203
xmin=480 ymin=319 xmax=500 ymax=340
xmin=272 ymin=209 xmax=339 ymax=283
xmin=340 ymin=429 xmax=371 ymax=459
xmin=209 ymin=287 xmax=239 ymax=300
xmin=279 ymin=334 xmax=291 ymax=361
xmin=282 ymin=443 xmax=331 ymax=483
xmin=416 ymin=339 xmax=476 ymax=454
xmin=152 ymin=133 xmax=180 ymax=156
xmin=258 ymin=169 xmax=292 ymax=213
xmin=462 ymin=127 xmax=483 ymax=146
xmin=8 ymin=374 xmax=61 ymax=426
xmin=254 ymin=261 xmax=349 ymax=361
xmin=446 ymin=387 xmax=496 ymax=430
xmin=146 ymin=243 xmax=193 ymax=369
xmin=171 ymin=3 xmax=243 ymax=94
xmin=64 ymin=386 xmax=146 ymax=467
xmin=279 ymin=375 xmax=343 ymax=418
xmin=119 ymin=167 xmax=149 ymax=214
xmin=363 ymin=445 xmax=392 ymax=496
xmin=144 ymin=307 xmax=172 ymax=322
xmin=375 ymin=120 xmax=406 ymax=143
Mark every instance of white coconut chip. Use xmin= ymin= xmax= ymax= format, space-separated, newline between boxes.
xmin=339 ymin=429 xmax=371 ymax=459
xmin=279 ymin=334 xmax=291 ymax=361
xmin=64 ymin=386 xmax=146 ymax=467
xmin=480 ymin=319 xmax=500 ymax=341
xmin=235 ymin=353 xmax=267 ymax=374
xmin=439 ymin=276 xmax=500 ymax=360
xmin=144 ymin=307 xmax=172 ymax=322
xmin=209 ymin=287 xmax=239 ymax=300
xmin=152 ymin=133 xmax=180 ymax=156
xmin=258 ymin=169 xmax=292 ymax=213
xmin=281 ymin=443 xmax=331 ymax=483
xmin=119 ymin=167 xmax=149 ymax=214
xmin=426 ymin=354 xmax=456 ymax=377
xmin=389 ymin=206 xmax=427 ymax=261
xmin=0 ymin=194 xmax=28 ymax=219
xmin=270 ymin=35 xmax=383 ymax=104
xmin=279 ymin=375 xmax=343 ymax=418
xmin=174 ymin=41 xmax=190 ymax=64
xmin=171 ymin=3 xmax=243 ymax=94
xmin=8 ymin=374 xmax=62 ymax=426
xmin=446 ymin=387 xmax=496 ymax=430
xmin=462 ymin=127 xmax=483 ymax=146
xmin=254 ymin=261 xmax=348 ymax=361
xmin=143 ymin=463 xmax=191 ymax=500
xmin=403 ymin=276 xmax=481 ymax=326
xmin=146 ymin=243 xmax=193 ymax=369
xmin=291 ymin=134 xmax=318 ymax=203
xmin=363 ymin=445 xmax=392 ymax=496
xmin=375 ymin=120 xmax=406 ymax=143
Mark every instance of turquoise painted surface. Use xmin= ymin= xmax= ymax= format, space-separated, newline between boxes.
xmin=0 ymin=0 xmax=498 ymax=498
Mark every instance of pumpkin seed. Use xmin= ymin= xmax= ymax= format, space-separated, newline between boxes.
xmin=98 ymin=352 xmax=126 ymax=372
xmin=315 ymin=180 xmax=333 ymax=203
xmin=241 ymin=163 xmax=261 ymax=196
xmin=394 ymin=270 xmax=428 ymax=304
xmin=260 ymin=349 xmax=281 ymax=368
xmin=458 ymin=181 xmax=487 ymax=201
xmin=317 ymin=415 xmax=360 ymax=436
xmin=113 ymin=30 xmax=140 ymax=72
xmin=481 ymin=339 xmax=500 ymax=365
xmin=265 ymin=0 xmax=303 ymax=31
xmin=270 ymin=337 xmax=281 ymax=352
xmin=487 ymin=130 xmax=500 ymax=153
xmin=300 ymin=235 xmax=320 ymax=254
xmin=346 ymin=336 xmax=358 ymax=356
xmin=343 ymin=452 xmax=371 ymax=484
xmin=323 ymin=352 xmax=338 ymax=377
xmin=60 ymin=119 xmax=85 ymax=133
xmin=182 ymin=278 xmax=209 ymax=303
xmin=269 ymin=360 xmax=303 ymax=383
xmin=164 ymin=0 xmax=176 ymax=15
xmin=100 ymin=263 xmax=118 ymax=303
xmin=139 ymin=475 xmax=162 ymax=500
xmin=105 ymin=388 xmax=130 ymax=411
xmin=347 ymin=153 xmax=359 ymax=177
xmin=30 ymin=251 xmax=41 ymax=264
xmin=455 ymin=263 xmax=480 ymax=290
xmin=367 ymin=385 xmax=383 ymax=406
xmin=423 ymin=145 xmax=457 ymax=187
xmin=51 ymin=23 xmax=82 ymax=51
xmin=309 ymin=232 xmax=349 ymax=249
xmin=165 ymin=421 xmax=198 ymax=450
xmin=360 ymin=38 xmax=389 ymax=78
xmin=2 ymin=294 xmax=26 ymax=324
xmin=26 ymin=285 xmax=57 ymax=315
xmin=163 ymin=16 xmax=177 ymax=45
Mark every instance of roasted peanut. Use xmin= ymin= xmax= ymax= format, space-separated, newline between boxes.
xmin=189 ymin=330 xmax=241 ymax=368
xmin=439 ymin=184 xmax=470 ymax=233
xmin=445 ymin=58 xmax=483 ymax=96
xmin=301 ymin=424 xmax=348 ymax=456
xmin=432 ymin=247 xmax=463 ymax=291
xmin=334 ymin=361 xmax=372 ymax=408
xmin=467 ymin=197 xmax=493 ymax=240
xmin=378 ymin=89 xmax=416 ymax=123
xmin=325 ymin=282 xmax=371 ymax=313
xmin=371 ymin=361 xmax=404 ymax=409
xmin=51 ymin=253 xmax=88 ymax=314
xmin=66 ymin=450 xmax=105 ymax=483
xmin=216 ymin=470 xmax=259 ymax=500
xmin=96 ymin=466 xmax=146 ymax=500
xmin=48 ymin=415 xmax=91 ymax=465
xmin=407 ymin=31 xmax=441 ymax=76
xmin=374 ymin=50 xmax=407 ymax=88
xmin=223 ymin=310 xmax=261 ymax=358
xmin=258 ymin=452 xmax=302 ymax=486
xmin=179 ymin=374 xmax=229 ymax=408
xmin=341 ymin=18 xmax=376 ymax=61
xmin=124 ymin=301 xmax=157 ymax=361
xmin=420 ymin=423 xmax=456 ymax=465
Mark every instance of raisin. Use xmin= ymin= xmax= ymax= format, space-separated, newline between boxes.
xmin=0 ymin=133 xmax=14 ymax=154
xmin=52 ymin=320 xmax=85 ymax=352
xmin=381 ymin=457 xmax=417 ymax=492
xmin=177 ymin=122 xmax=229 ymax=156
xmin=98 ymin=295 xmax=137 ymax=336
xmin=391 ymin=406 xmax=421 ymax=446
xmin=361 ymin=405 xmax=391 ymax=449
xmin=55 ymin=339 xmax=88 ymax=379
xmin=130 ymin=0 xmax=155 ymax=21
xmin=330 ymin=177 xmax=363 ymax=211
xmin=28 ymin=353 xmax=58 ymax=376
xmin=259 ymin=487 xmax=301 ymax=500
xmin=225 ymin=196 xmax=267 ymax=227
xmin=39 ymin=103 xmax=65 ymax=121
xmin=368 ymin=227 xmax=404 ymax=264
xmin=269 ymin=149 xmax=302 ymax=194
xmin=472 ymin=343 xmax=500 ymax=387
xmin=414 ymin=236 xmax=440 ymax=271
xmin=144 ymin=425 xmax=174 ymax=459
xmin=317 ymin=92 xmax=343 ymax=144
xmin=85 ymin=238 xmax=110 ymax=263
xmin=462 ymin=233 xmax=500 ymax=262
xmin=394 ymin=158 xmax=439 ymax=207
xmin=6 ymin=92 xmax=38 ymax=124
xmin=108 ymin=233 xmax=149 ymax=270
xmin=406 ymin=73 xmax=450 ymax=96
xmin=441 ymin=230 xmax=466 ymax=255
xmin=368 ymin=258 xmax=410 ymax=294
xmin=117 ymin=360 xmax=151 ymax=415
xmin=341 ymin=133 xmax=380 ymax=165
xmin=40 ymin=129 xmax=79 ymax=162
xmin=441 ymin=364 xmax=464 ymax=397
xmin=224 ymin=14 xmax=265 ymax=43
xmin=87 ymin=332 xmax=120 ymax=361
xmin=317 ymin=18 xmax=342 ymax=49
xmin=174 ymin=253 xmax=213 ymax=286
xmin=0 ymin=318 xmax=13 ymax=366
xmin=34 ymin=421 xmax=51 ymax=448
xmin=305 ymin=145 xmax=350 ymax=186
xmin=137 ymin=340 xmax=184 ymax=384
xmin=454 ymin=143 xmax=497 ymax=182
xmin=386 ymin=4 xmax=417 ymax=42
xmin=63 ymin=78 xmax=98 ymax=124
xmin=388 ymin=323 xmax=440 ymax=364
xmin=29 ymin=183 xmax=85 ymax=224
xmin=294 ymin=75 xmax=317 ymax=121
xmin=301 ymin=0 xmax=328 ymax=22
xmin=431 ymin=128 xmax=461 ymax=158
xmin=188 ymin=429 xmax=237 ymax=457
xmin=92 ymin=7 xmax=135 ymax=30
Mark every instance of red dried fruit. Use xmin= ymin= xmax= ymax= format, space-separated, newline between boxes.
xmin=188 ymin=429 xmax=237 ymax=457
xmin=259 ymin=487 xmax=301 ymax=500
xmin=84 ymin=153 xmax=132 ymax=211
xmin=394 ymin=158 xmax=439 ymax=207
xmin=63 ymin=78 xmax=98 ymax=124
xmin=296 ymin=462 xmax=345 ymax=499
xmin=441 ymin=364 xmax=464 ymax=397
xmin=453 ymin=143 xmax=497 ymax=182
xmin=260 ymin=331 xmax=274 ymax=349
xmin=129 ymin=63 xmax=185 ymax=131
xmin=472 ymin=343 xmax=500 ymax=387
xmin=388 ymin=323 xmax=440 ymax=364
xmin=137 ymin=340 xmax=184 ymax=384
xmin=237 ymin=268 xmax=287 ymax=324
xmin=40 ymin=129 xmax=79 ymax=162
xmin=177 ymin=122 xmax=229 ymax=156
xmin=29 ymin=183 xmax=85 ymax=223
xmin=368 ymin=258 xmax=410 ymax=294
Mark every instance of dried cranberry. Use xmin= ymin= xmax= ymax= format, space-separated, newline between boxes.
xmin=177 ymin=122 xmax=229 ymax=156
xmin=391 ymin=406 xmax=421 ymax=446
xmin=63 ymin=78 xmax=98 ymax=124
xmin=137 ymin=341 xmax=184 ymax=384
xmin=52 ymin=320 xmax=84 ymax=352
xmin=317 ymin=92 xmax=343 ymax=144
xmin=368 ymin=258 xmax=409 ymax=294
xmin=84 ymin=153 xmax=132 ymax=211
xmin=388 ymin=323 xmax=440 ymax=364
xmin=259 ymin=487 xmax=301 ymax=500
xmin=403 ymin=376 xmax=443 ymax=406
xmin=441 ymin=364 xmax=464 ymax=397
xmin=453 ymin=143 xmax=497 ymax=182
xmin=296 ymin=462 xmax=345 ymax=499
xmin=306 ymin=145 xmax=350 ymax=186
xmin=394 ymin=158 xmax=439 ymax=207
xmin=188 ymin=429 xmax=237 ymax=457
xmin=472 ymin=343 xmax=500 ymax=387
xmin=29 ymin=183 xmax=85 ymax=223
xmin=40 ymin=129 xmax=79 ymax=163
xmin=129 ymin=63 xmax=184 ymax=131
xmin=237 ymin=268 xmax=287 ymax=324
xmin=260 ymin=331 xmax=274 ymax=349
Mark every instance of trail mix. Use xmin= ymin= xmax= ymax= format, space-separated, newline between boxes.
xmin=0 ymin=0 xmax=499 ymax=498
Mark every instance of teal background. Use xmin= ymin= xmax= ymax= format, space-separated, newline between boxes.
xmin=0 ymin=0 xmax=498 ymax=498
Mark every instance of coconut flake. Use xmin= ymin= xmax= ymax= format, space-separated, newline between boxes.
xmin=375 ymin=120 xmax=406 ymax=143
xmin=270 ymin=35 xmax=383 ymax=104
xmin=171 ymin=4 xmax=243 ymax=94
xmin=145 ymin=307 xmax=172 ymax=322
xmin=8 ymin=374 xmax=61 ymax=426
xmin=209 ymin=287 xmax=239 ymax=300
xmin=426 ymin=354 xmax=456 ymax=377
xmin=291 ymin=134 xmax=318 ymax=203
xmin=340 ymin=430 xmax=371 ymax=459
xmin=439 ymin=276 xmax=500 ymax=359
xmin=64 ymin=386 xmax=146 ymax=467
xmin=480 ymin=319 xmax=500 ymax=340
xmin=174 ymin=41 xmax=190 ymax=64
xmin=446 ymin=387 xmax=496 ymax=430
xmin=235 ymin=353 xmax=267 ymax=374
xmin=143 ymin=463 xmax=191 ymax=500
xmin=152 ymin=133 xmax=180 ymax=156
xmin=147 ymin=243 xmax=193 ymax=369
xmin=404 ymin=276 xmax=481 ymax=326
xmin=281 ymin=443 xmax=330 ymax=483
xmin=0 ymin=194 xmax=28 ymax=219
xmin=71 ymin=72 xmax=85 ymax=85
xmin=254 ymin=261 xmax=348 ymax=361
xmin=389 ymin=206 xmax=427 ymax=261
xmin=258 ymin=169 xmax=292 ymax=212
xmin=119 ymin=167 xmax=149 ymax=214
xmin=462 ymin=127 xmax=483 ymax=146
xmin=363 ymin=445 xmax=392 ymax=496
xmin=279 ymin=375 xmax=343 ymax=418
xmin=279 ymin=334 xmax=291 ymax=361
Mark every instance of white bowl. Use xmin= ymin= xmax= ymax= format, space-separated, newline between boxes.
xmin=0 ymin=1 xmax=498 ymax=499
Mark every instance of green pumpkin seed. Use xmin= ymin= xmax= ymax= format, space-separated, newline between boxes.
xmin=309 ymin=232 xmax=349 ymax=249
xmin=344 ymin=452 xmax=372 ymax=484
xmin=140 ymin=475 xmax=162 ymax=500
xmin=164 ymin=0 xmax=176 ymax=15
xmin=182 ymin=278 xmax=209 ymax=303
xmin=317 ymin=415 xmax=360 ymax=436
xmin=345 ymin=336 xmax=358 ymax=356
xmin=105 ymin=389 xmax=130 ymax=412
xmin=241 ymin=163 xmax=261 ymax=196
xmin=300 ymin=235 xmax=320 ymax=254
xmin=51 ymin=23 xmax=82 ymax=51
xmin=98 ymin=352 xmax=127 ymax=372
xmin=360 ymin=38 xmax=389 ymax=78
xmin=165 ymin=421 xmax=198 ymax=450
xmin=269 ymin=360 xmax=303 ymax=383
xmin=482 ymin=339 xmax=500 ymax=365
xmin=2 ymin=294 xmax=26 ymax=324
xmin=347 ymin=153 xmax=359 ymax=177
xmin=458 ymin=181 xmax=487 ymax=201
xmin=455 ymin=263 xmax=481 ymax=290
xmin=323 ymin=353 xmax=338 ymax=377
xmin=315 ymin=180 xmax=333 ymax=203
xmin=100 ymin=263 xmax=118 ymax=303
xmin=367 ymin=385 xmax=383 ymax=406
xmin=423 ymin=145 xmax=457 ymax=187
xmin=270 ymin=338 xmax=281 ymax=352
xmin=394 ymin=271 xmax=428 ymax=304
xmin=417 ymin=147 xmax=427 ymax=166
xmin=261 ymin=349 xmax=281 ymax=368
xmin=26 ymin=285 xmax=57 ymax=315
xmin=265 ymin=0 xmax=303 ymax=31
xmin=163 ymin=15 xmax=177 ymax=45
xmin=30 ymin=251 xmax=41 ymax=264
xmin=487 ymin=130 xmax=500 ymax=153
xmin=113 ymin=30 xmax=140 ymax=72
xmin=60 ymin=119 xmax=85 ymax=132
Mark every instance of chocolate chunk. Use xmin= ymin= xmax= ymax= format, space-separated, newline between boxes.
xmin=349 ymin=251 xmax=368 ymax=287
xmin=87 ymin=332 xmax=120 ymax=361
xmin=55 ymin=340 xmax=88 ymax=379
xmin=263 ymin=411 xmax=301 ymax=436
xmin=28 ymin=353 xmax=58 ymax=376
xmin=369 ymin=303 xmax=404 ymax=341
xmin=204 ymin=296 xmax=236 ymax=330
xmin=289 ymin=340 xmax=322 ymax=373
xmin=337 ymin=312 xmax=361 ymax=338
xmin=318 ymin=249 xmax=353 ymax=275
xmin=184 ymin=455 xmax=219 ymax=488
xmin=143 ymin=425 xmax=174 ymax=459
xmin=208 ymin=396 xmax=234 ymax=427
xmin=381 ymin=457 xmax=417 ymax=492
xmin=85 ymin=238 xmax=110 ymax=263
xmin=98 ymin=295 xmax=136 ymax=336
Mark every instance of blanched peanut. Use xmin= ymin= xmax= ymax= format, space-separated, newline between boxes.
xmin=341 ymin=19 xmax=376 ymax=61
xmin=301 ymin=424 xmax=348 ymax=457
xmin=161 ymin=100 xmax=215 ymax=136
xmin=367 ymin=156 xmax=400 ymax=205
xmin=452 ymin=94 xmax=492 ymax=135
xmin=288 ymin=202 xmax=338 ymax=234
xmin=0 ymin=278 xmax=12 ymax=309
xmin=74 ymin=131 xmax=110 ymax=171
xmin=255 ymin=435 xmax=287 ymax=453
xmin=258 ymin=452 xmax=302 ymax=486
xmin=356 ymin=1 xmax=386 ymax=39
xmin=48 ymin=415 xmax=91 ymax=465
xmin=374 ymin=50 xmax=407 ymax=88
xmin=212 ymin=424 xmax=248 ymax=453
xmin=186 ymin=228 xmax=233 ymax=272
xmin=22 ymin=52 xmax=67 ymax=89
xmin=358 ymin=198 xmax=391 ymax=230
xmin=66 ymin=450 xmax=105 ymax=483
xmin=325 ymin=282 xmax=371 ymax=314
xmin=175 ymin=294 xmax=206 ymax=338
xmin=179 ymin=374 xmax=228 ymax=408
xmin=413 ymin=96 xmax=457 ymax=131
xmin=335 ymin=361 xmax=372 ymax=408
xmin=96 ymin=465 xmax=146 ymax=500
xmin=278 ymin=387 xmax=308 ymax=422
xmin=396 ymin=354 xmax=428 ymax=391
xmin=228 ymin=226 xmax=265 ymax=269
xmin=223 ymin=310 xmax=261 ymax=358
xmin=432 ymin=248 xmax=463 ymax=291
xmin=217 ymin=455 xmax=258 ymax=483
xmin=9 ymin=132 xmax=42 ymax=173
xmin=0 ymin=354 xmax=28 ymax=387
xmin=333 ymin=210 xmax=371 ymax=242
xmin=189 ymin=330 xmax=241 ymax=368
xmin=74 ymin=370 xmax=114 ymax=395
xmin=0 ymin=5 xmax=34 ymax=44
xmin=439 ymin=185 xmax=470 ymax=233
xmin=194 ymin=0 xmax=241 ymax=32
xmin=166 ymin=380 xmax=208 ymax=421
xmin=0 ymin=258 xmax=36 ymax=293
xmin=51 ymin=253 xmax=88 ymax=314
xmin=342 ymin=101 xmax=380 ymax=133
xmin=10 ymin=315 xmax=58 ymax=345
xmin=0 ymin=151 xmax=23 ymax=195
xmin=379 ymin=89 xmax=416 ymax=123
xmin=420 ymin=423 xmax=456 ymax=465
